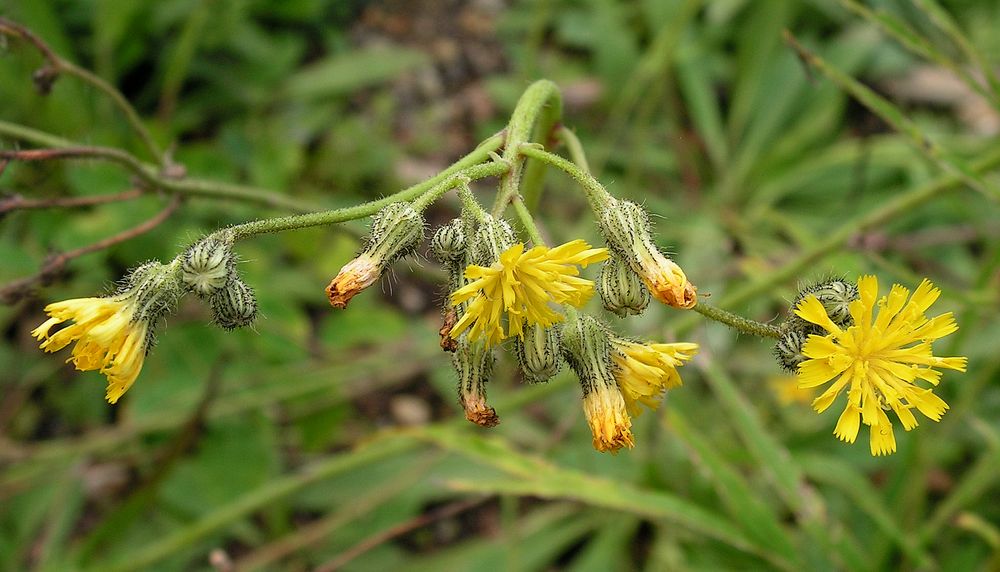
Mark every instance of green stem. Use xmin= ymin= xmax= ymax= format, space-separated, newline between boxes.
xmin=512 ymin=198 xmax=545 ymax=246
xmin=491 ymin=80 xmax=563 ymax=216
xmin=518 ymin=145 xmax=613 ymax=213
xmin=693 ymin=303 xmax=781 ymax=339
xmin=457 ymin=183 xmax=487 ymax=223
xmin=228 ymin=160 xmax=509 ymax=241
xmin=556 ymin=126 xmax=591 ymax=173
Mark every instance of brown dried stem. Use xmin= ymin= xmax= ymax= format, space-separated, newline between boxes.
xmin=314 ymin=497 xmax=488 ymax=572
xmin=0 ymin=188 xmax=143 ymax=214
xmin=0 ymin=194 xmax=181 ymax=304
xmin=0 ymin=17 xmax=165 ymax=164
xmin=0 ymin=144 xmax=316 ymax=212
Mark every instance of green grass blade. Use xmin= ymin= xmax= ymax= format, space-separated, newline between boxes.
xmin=784 ymin=31 xmax=1000 ymax=202
xmin=799 ymin=454 xmax=935 ymax=567
xmin=668 ymin=410 xmax=799 ymax=563
xmin=839 ymin=0 xmax=996 ymax=106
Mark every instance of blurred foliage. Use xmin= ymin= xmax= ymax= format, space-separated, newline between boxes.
xmin=1 ymin=0 xmax=1000 ymax=570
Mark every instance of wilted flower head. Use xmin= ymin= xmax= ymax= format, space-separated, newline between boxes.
xmin=32 ymin=261 xmax=182 ymax=403
xmin=327 ymin=202 xmax=424 ymax=308
xmin=794 ymin=276 xmax=966 ymax=456
xmin=450 ymin=240 xmax=608 ymax=347
xmin=453 ymin=337 xmax=499 ymax=427
xmin=597 ymin=199 xmax=696 ymax=309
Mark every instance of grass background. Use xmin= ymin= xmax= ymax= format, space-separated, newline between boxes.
xmin=1 ymin=0 xmax=999 ymax=570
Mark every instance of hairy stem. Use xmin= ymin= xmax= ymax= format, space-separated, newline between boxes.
xmin=693 ymin=303 xmax=781 ymax=339
xmin=518 ymin=145 xmax=613 ymax=213
xmin=491 ymin=80 xmax=563 ymax=216
xmin=228 ymin=159 xmax=508 ymax=241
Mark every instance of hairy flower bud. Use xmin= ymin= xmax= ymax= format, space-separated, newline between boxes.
xmin=792 ymin=279 xmax=858 ymax=327
xmin=327 ymin=202 xmax=425 ymax=308
xmin=774 ymin=330 xmax=810 ymax=373
xmin=598 ymin=254 xmax=650 ymax=317
xmin=468 ymin=214 xmax=515 ymax=266
xmin=181 ymin=237 xmax=235 ymax=297
xmin=453 ymin=337 xmax=498 ymax=427
xmin=561 ymin=315 xmax=634 ymax=453
xmin=514 ymin=323 xmax=562 ymax=383
xmin=211 ymin=278 xmax=258 ymax=330
xmin=431 ymin=219 xmax=467 ymax=264
xmin=597 ymin=199 xmax=696 ymax=309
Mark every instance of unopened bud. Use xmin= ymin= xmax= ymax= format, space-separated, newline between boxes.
xmin=211 ymin=278 xmax=258 ymax=330
xmin=598 ymin=254 xmax=650 ymax=317
xmin=453 ymin=338 xmax=498 ymax=427
xmin=597 ymin=199 xmax=696 ymax=309
xmin=515 ymin=323 xmax=562 ymax=383
xmin=793 ymin=279 xmax=858 ymax=327
xmin=181 ymin=237 xmax=235 ymax=297
xmin=326 ymin=203 xmax=425 ymax=308
xmin=774 ymin=330 xmax=809 ymax=373
xmin=468 ymin=214 xmax=515 ymax=266
xmin=561 ymin=315 xmax=634 ymax=453
xmin=431 ymin=219 xmax=467 ymax=264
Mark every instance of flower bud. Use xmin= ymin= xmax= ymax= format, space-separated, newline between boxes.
xmin=597 ymin=199 xmax=696 ymax=309
xmin=181 ymin=237 xmax=235 ymax=297
xmin=598 ymin=254 xmax=650 ymax=317
xmin=453 ymin=337 xmax=499 ymax=427
xmin=514 ymin=323 xmax=562 ymax=383
xmin=431 ymin=219 xmax=467 ymax=264
xmin=326 ymin=202 xmax=425 ymax=308
xmin=793 ymin=279 xmax=858 ymax=327
xmin=560 ymin=314 xmax=634 ymax=453
xmin=774 ymin=330 xmax=809 ymax=373
xmin=211 ymin=278 xmax=258 ymax=330
xmin=468 ymin=214 xmax=515 ymax=266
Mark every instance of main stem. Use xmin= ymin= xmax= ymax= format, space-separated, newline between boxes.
xmin=228 ymin=149 xmax=507 ymax=241
xmin=491 ymin=80 xmax=563 ymax=216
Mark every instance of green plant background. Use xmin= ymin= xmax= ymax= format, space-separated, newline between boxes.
xmin=1 ymin=1 xmax=999 ymax=570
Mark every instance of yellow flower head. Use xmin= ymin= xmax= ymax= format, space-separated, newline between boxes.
xmin=583 ymin=380 xmax=635 ymax=453
xmin=794 ymin=275 xmax=966 ymax=456
xmin=32 ymin=261 xmax=181 ymax=404
xmin=33 ymin=296 xmax=148 ymax=404
xmin=611 ymin=340 xmax=698 ymax=416
xmin=450 ymin=240 xmax=608 ymax=346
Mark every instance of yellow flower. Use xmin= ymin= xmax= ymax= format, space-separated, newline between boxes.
xmin=611 ymin=340 xmax=698 ymax=416
xmin=32 ymin=297 xmax=149 ymax=404
xmin=583 ymin=380 xmax=635 ymax=453
xmin=450 ymin=240 xmax=608 ymax=346
xmin=794 ymin=275 xmax=966 ymax=456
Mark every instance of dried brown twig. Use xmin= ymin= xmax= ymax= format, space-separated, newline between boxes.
xmin=0 ymin=195 xmax=181 ymax=304
xmin=0 ymin=189 xmax=143 ymax=215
